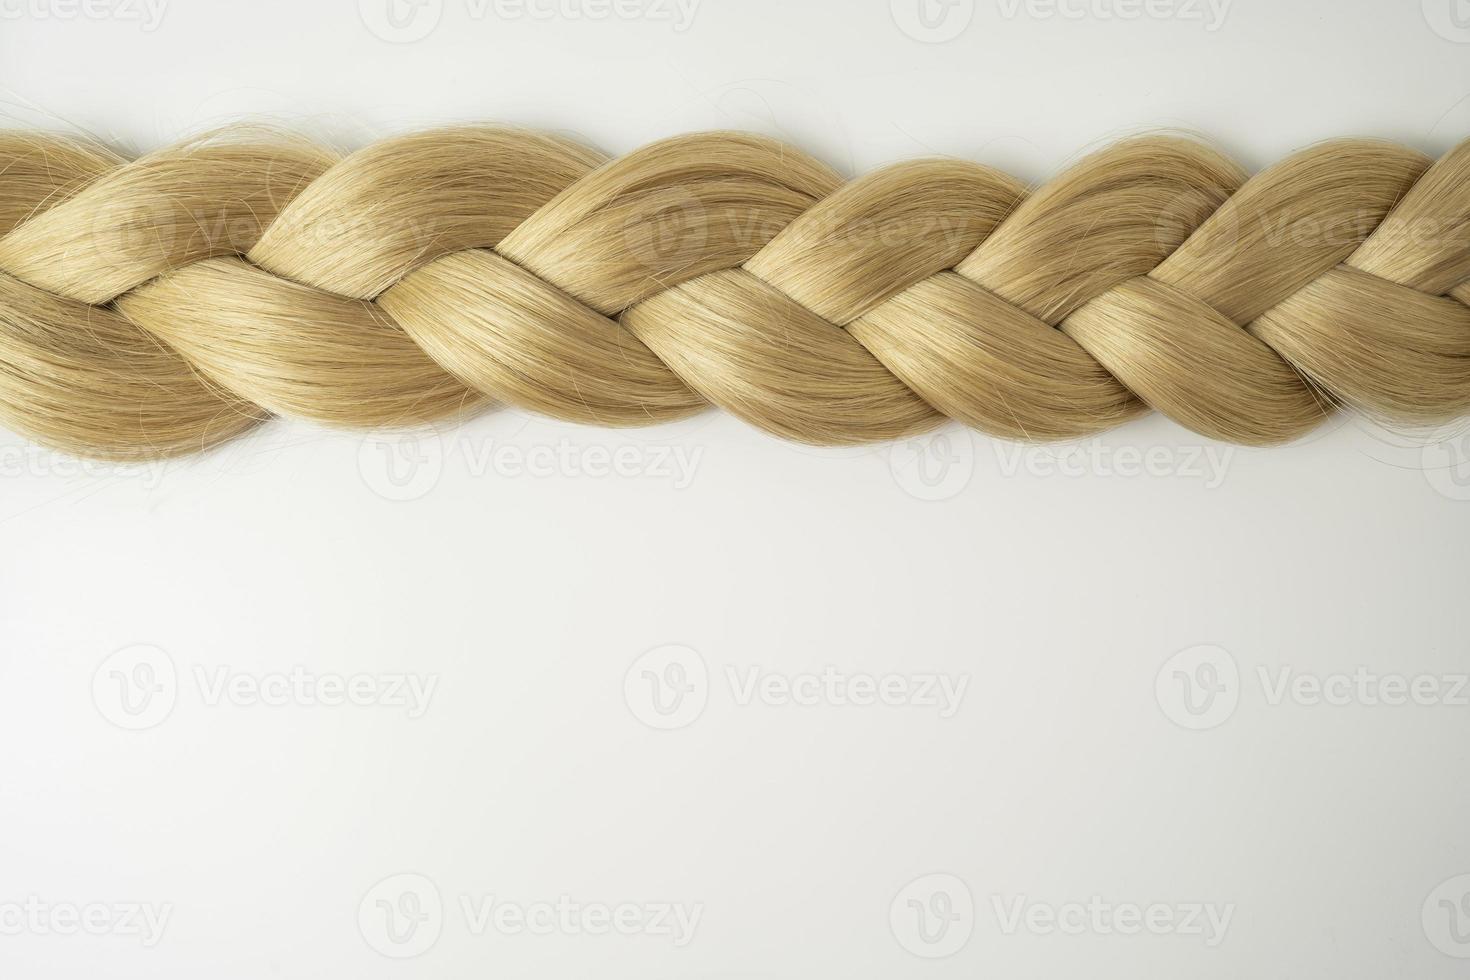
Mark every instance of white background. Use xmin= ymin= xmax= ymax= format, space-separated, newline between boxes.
xmin=2 ymin=0 xmax=1470 ymax=976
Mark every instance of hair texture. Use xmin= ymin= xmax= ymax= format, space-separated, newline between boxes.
xmin=0 ymin=125 xmax=1467 ymax=460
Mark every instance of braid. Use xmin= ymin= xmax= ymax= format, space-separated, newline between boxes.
xmin=0 ymin=125 xmax=1466 ymax=460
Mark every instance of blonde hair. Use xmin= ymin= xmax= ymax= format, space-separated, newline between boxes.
xmin=0 ymin=125 xmax=1466 ymax=460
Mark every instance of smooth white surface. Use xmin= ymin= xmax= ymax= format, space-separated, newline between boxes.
xmin=2 ymin=1 xmax=1470 ymax=976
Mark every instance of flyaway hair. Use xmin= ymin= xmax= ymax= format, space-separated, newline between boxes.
xmin=0 ymin=126 xmax=1467 ymax=460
